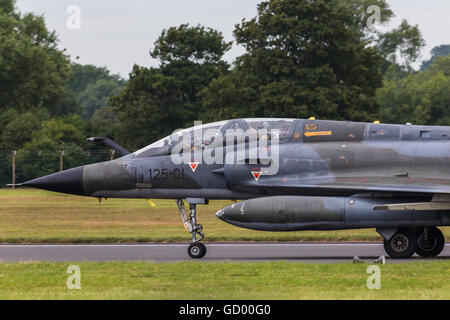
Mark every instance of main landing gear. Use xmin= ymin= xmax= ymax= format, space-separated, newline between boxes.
xmin=381 ymin=227 xmax=445 ymax=259
xmin=415 ymin=227 xmax=445 ymax=258
xmin=177 ymin=198 xmax=208 ymax=259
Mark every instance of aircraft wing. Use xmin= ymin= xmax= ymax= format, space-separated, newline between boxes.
xmin=246 ymin=178 xmax=450 ymax=196
xmin=373 ymin=202 xmax=450 ymax=211
xmin=371 ymin=194 xmax=450 ymax=211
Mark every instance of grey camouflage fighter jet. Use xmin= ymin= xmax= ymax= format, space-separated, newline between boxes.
xmin=21 ymin=118 xmax=450 ymax=259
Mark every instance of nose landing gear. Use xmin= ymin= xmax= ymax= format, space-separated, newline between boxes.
xmin=188 ymin=242 xmax=207 ymax=259
xmin=177 ymin=198 xmax=208 ymax=259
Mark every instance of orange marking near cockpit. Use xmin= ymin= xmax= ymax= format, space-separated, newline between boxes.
xmin=304 ymin=131 xmax=332 ymax=137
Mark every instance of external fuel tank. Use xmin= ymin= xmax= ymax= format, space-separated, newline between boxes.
xmin=216 ymin=196 xmax=447 ymax=231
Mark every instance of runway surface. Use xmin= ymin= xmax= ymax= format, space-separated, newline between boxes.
xmin=0 ymin=242 xmax=449 ymax=263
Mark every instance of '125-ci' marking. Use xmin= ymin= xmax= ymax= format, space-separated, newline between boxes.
xmin=149 ymin=168 xmax=185 ymax=180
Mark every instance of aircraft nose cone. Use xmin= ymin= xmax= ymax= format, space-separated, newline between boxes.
xmin=216 ymin=202 xmax=243 ymax=222
xmin=23 ymin=166 xmax=85 ymax=196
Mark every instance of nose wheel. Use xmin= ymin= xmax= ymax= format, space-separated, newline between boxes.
xmin=188 ymin=242 xmax=207 ymax=259
xmin=177 ymin=198 xmax=208 ymax=259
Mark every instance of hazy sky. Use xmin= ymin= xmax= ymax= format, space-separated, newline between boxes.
xmin=16 ymin=0 xmax=450 ymax=78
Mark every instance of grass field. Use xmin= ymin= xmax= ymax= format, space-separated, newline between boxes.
xmin=0 ymin=261 xmax=449 ymax=299
xmin=1 ymin=189 xmax=449 ymax=300
xmin=0 ymin=189 xmax=449 ymax=243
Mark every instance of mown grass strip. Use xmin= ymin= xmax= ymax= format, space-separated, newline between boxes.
xmin=0 ymin=261 xmax=449 ymax=299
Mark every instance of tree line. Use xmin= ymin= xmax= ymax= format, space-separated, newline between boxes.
xmin=0 ymin=0 xmax=449 ymax=185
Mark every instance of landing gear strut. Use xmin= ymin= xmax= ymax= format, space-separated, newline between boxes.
xmin=177 ymin=198 xmax=207 ymax=259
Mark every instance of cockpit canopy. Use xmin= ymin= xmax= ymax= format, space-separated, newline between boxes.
xmin=133 ymin=118 xmax=295 ymax=158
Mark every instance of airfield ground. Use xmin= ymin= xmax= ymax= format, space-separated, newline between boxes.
xmin=0 ymin=261 xmax=449 ymax=299
xmin=1 ymin=189 xmax=449 ymax=300
xmin=1 ymin=189 xmax=449 ymax=243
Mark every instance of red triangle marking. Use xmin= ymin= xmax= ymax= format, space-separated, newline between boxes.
xmin=189 ymin=162 xmax=199 ymax=172
xmin=251 ymin=171 xmax=261 ymax=182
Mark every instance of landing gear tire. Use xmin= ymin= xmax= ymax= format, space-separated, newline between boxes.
xmin=188 ymin=242 xmax=207 ymax=259
xmin=415 ymin=227 xmax=445 ymax=258
xmin=383 ymin=228 xmax=417 ymax=259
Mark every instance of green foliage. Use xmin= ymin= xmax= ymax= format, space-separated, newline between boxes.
xmin=201 ymin=0 xmax=426 ymax=122
xmin=16 ymin=115 xmax=88 ymax=180
xmin=151 ymin=24 xmax=232 ymax=65
xmin=377 ymin=20 xmax=425 ymax=68
xmin=0 ymin=7 xmax=73 ymax=115
xmin=111 ymin=24 xmax=231 ymax=149
xmin=68 ymin=64 xmax=125 ymax=119
xmin=0 ymin=6 xmax=123 ymax=186
xmin=111 ymin=66 xmax=168 ymax=149
xmin=0 ymin=0 xmax=14 ymax=14
xmin=79 ymin=78 xmax=123 ymax=119
xmin=0 ymin=109 xmax=50 ymax=149
xmin=432 ymin=45 xmax=450 ymax=57
xmin=0 ymin=3 xmax=85 ymax=186
xmin=85 ymin=106 xmax=120 ymax=141
xmin=348 ymin=1 xmax=424 ymax=69
xmin=377 ymin=56 xmax=450 ymax=125
xmin=69 ymin=64 xmax=124 ymax=94
xmin=202 ymin=0 xmax=388 ymax=122
xmin=421 ymin=45 xmax=450 ymax=70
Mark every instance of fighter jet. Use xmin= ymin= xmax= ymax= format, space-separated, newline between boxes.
xmin=21 ymin=118 xmax=450 ymax=259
